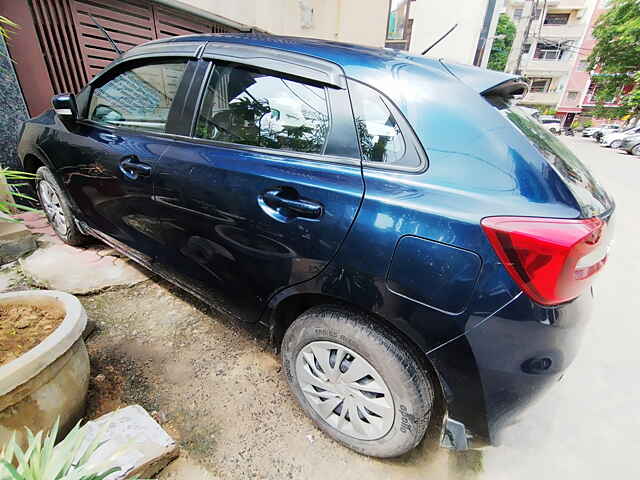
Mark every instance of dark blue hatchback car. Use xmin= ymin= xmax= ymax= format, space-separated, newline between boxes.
xmin=17 ymin=34 xmax=614 ymax=458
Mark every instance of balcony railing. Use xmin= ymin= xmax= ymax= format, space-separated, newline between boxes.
xmin=520 ymin=91 xmax=561 ymax=105
xmin=540 ymin=22 xmax=586 ymax=38
xmin=583 ymin=94 xmax=622 ymax=107
xmin=524 ymin=58 xmax=573 ymax=73
xmin=546 ymin=0 xmax=588 ymax=8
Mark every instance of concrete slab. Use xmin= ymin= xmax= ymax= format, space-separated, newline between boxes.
xmin=72 ymin=405 xmax=179 ymax=479
xmin=20 ymin=244 xmax=148 ymax=294
xmin=0 ymin=218 xmax=36 ymax=264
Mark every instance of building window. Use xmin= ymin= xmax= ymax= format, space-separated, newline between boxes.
xmin=523 ymin=43 xmax=531 ymax=54
xmin=567 ymin=91 xmax=579 ymax=101
xmin=386 ymin=0 xmax=412 ymax=50
xmin=534 ymin=42 xmax=571 ymax=61
xmin=544 ymin=13 xmax=570 ymax=25
xmin=529 ymin=78 xmax=552 ymax=93
xmin=513 ymin=8 xmax=523 ymax=20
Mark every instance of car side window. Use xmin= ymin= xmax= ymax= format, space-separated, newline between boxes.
xmin=195 ymin=63 xmax=330 ymax=154
xmin=349 ymin=81 xmax=415 ymax=167
xmin=89 ymin=61 xmax=187 ymax=133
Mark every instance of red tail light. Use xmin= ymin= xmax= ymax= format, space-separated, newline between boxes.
xmin=481 ymin=216 xmax=609 ymax=306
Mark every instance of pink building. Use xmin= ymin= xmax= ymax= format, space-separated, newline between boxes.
xmin=556 ymin=0 xmax=625 ymax=127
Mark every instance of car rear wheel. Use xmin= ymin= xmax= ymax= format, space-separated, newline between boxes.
xmin=281 ymin=306 xmax=434 ymax=458
xmin=610 ymin=140 xmax=622 ymax=149
xmin=632 ymin=145 xmax=640 ymax=156
xmin=36 ymin=166 xmax=89 ymax=246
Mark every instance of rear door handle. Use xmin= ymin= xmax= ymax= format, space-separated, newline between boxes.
xmin=119 ymin=156 xmax=151 ymax=180
xmin=259 ymin=188 xmax=323 ymax=221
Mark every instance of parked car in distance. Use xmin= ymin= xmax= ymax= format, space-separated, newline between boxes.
xmin=582 ymin=126 xmax=599 ymax=137
xmin=592 ymin=124 xmax=621 ymax=142
xmin=601 ymin=126 xmax=640 ymax=148
xmin=620 ymin=133 xmax=640 ymax=156
xmin=17 ymin=34 xmax=615 ymax=458
xmin=539 ymin=115 xmax=562 ymax=133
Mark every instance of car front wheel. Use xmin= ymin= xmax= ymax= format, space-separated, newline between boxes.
xmin=281 ymin=306 xmax=434 ymax=458
xmin=36 ymin=166 xmax=89 ymax=246
xmin=610 ymin=140 xmax=622 ymax=149
xmin=632 ymin=145 xmax=640 ymax=156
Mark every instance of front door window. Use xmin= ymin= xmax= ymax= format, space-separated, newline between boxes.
xmin=89 ymin=61 xmax=188 ymax=132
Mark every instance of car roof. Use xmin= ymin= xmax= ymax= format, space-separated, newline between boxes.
xmin=135 ymin=33 xmax=518 ymax=94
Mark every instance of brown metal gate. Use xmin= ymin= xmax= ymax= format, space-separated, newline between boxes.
xmin=70 ymin=0 xmax=239 ymax=80
xmin=1 ymin=0 xmax=242 ymax=116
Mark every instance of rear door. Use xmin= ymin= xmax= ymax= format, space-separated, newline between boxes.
xmin=151 ymin=55 xmax=364 ymax=321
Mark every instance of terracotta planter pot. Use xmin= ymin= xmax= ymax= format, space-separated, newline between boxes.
xmin=0 ymin=290 xmax=89 ymax=445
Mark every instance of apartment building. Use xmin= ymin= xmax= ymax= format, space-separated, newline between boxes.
xmin=503 ymin=0 xmax=597 ymax=110
xmin=555 ymin=0 xmax=627 ymax=127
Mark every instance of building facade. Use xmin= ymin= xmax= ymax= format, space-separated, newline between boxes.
xmin=504 ymin=0 xmax=596 ymax=110
xmin=555 ymin=0 xmax=627 ymax=126
xmin=504 ymin=0 xmax=626 ymax=127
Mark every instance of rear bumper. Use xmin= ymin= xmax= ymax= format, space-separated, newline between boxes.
xmin=429 ymin=289 xmax=593 ymax=446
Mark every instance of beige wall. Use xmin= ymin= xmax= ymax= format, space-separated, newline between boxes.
xmin=171 ymin=0 xmax=388 ymax=47
xmin=408 ymin=0 xmax=491 ymax=64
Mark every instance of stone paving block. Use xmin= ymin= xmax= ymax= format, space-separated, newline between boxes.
xmin=70 ymin=405 xmax=179 ymax=480
xmin=20 ymin=244 xmax=148 ymax=294
xmin=0 ymin=220 xmax=37 ymax=264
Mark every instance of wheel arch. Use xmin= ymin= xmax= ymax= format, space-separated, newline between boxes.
xmin=22 ymin=153 xmax=46 ymax=175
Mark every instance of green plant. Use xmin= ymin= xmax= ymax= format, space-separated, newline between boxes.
xmin=487 ymin=13 xmax=516 ymax=72
xmin=0 ymin=16 xmax=17 ymax=40
xmin=0 ymin=419 xmax=147 ymax=480
xmin=588 ymin=0 xmax=640 ymax=121
xmin=0 ymin=169 xmax=39 ymax=221
xmin=0 ymin=16 xmax=17 ymax=69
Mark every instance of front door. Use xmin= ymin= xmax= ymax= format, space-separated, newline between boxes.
xmin=54 ymin=59 xmax=191 ymax=263
xmin=152 ymin=60 xmax=364 ymax=321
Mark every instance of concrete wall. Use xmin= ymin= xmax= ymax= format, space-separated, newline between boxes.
xmin=171 ymin=0 xmax=389 ymax=47
xmin=0 ymin=35 xmax=28 ymax=169
xmin=407 ymin=0 xmax=491 ymax=64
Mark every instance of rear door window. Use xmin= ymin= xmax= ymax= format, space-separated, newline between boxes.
xmin=349 ymin=81 xmax=408 ymax=166
xmin=89 ymin=61 xmax=188 ymax=132
xmin=195 ymin=63 xmax=330 ymax=155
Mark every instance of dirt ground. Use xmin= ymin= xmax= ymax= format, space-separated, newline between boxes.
xmin=75 ymin=277 xmax=481 ymax=480
xmin=0 ymin=300 xmax=65 ymax=366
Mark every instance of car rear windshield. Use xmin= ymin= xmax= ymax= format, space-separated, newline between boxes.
xmin=486 ymin=95 xmax=613 ymax=217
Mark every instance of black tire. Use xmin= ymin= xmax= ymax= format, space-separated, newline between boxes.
xmin=282 ymin=306 xmax=434 ymax=458
xmin=36 ymin=166 xmax=89 ymax=246
xmin=610 ymin=140 xmax=622 ymax=149
xmin=632 ymin=144 xmax=640 ymax=156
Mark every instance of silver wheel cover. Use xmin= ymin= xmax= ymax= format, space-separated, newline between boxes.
xmin=39 ymin=181 xmax=68 ymax=235
xmin=295 ymin=341 xmax=394 ymax=440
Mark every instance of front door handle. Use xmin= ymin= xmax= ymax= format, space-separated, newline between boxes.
xmin=119 ymin=156 xmax=151 ymax=180
xmin=259 ymin=188 xmax=323 ymax=221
